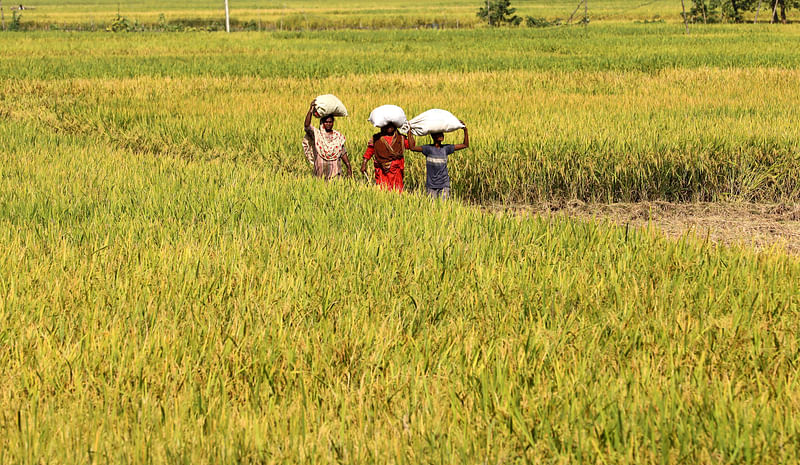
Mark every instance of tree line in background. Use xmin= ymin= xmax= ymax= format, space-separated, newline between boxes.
xmin=2 ymin=0 xmax=797 ymax=31
xmin=477 ymin=0 xmax=578 ymax=27
xmin=477 ymin=0 xmax=797 ymax=24
xmin=689 ymin=0 xmax=797 ymax=22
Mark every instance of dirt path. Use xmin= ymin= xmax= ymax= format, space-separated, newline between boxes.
xmin=487 ymin=201 xmax=800 ymax=255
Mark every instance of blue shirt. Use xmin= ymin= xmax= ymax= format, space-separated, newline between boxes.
xmin=421 ymin=144 xmax=455 ymax=189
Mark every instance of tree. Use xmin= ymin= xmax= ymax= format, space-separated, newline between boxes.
xmin=688 ymin=0 xmax=797 ymax=22
xmin=761 ymin=0 xmax=800 ymax=22
xmin=687 ymin=0 xmax=757 ymax=22
xmin=688 ymin=0 xmax=716 ymax=22
xmin=477 ymin=0 xmax=522 ymax=26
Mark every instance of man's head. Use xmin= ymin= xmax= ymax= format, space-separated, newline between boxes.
xmin=431 ymin=132 xmax=445 ymax=144
xmin=321 ymin=115 xmax=335 ymax=131
xmin=382 ymin=125 xmax=396 ymax=136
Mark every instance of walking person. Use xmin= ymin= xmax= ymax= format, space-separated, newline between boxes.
xmin=408 ymin=122 xmax=468 ymax=199
xmin=303 ymin=100 xmax=352 ymax=179
xmin=360 ymin=125 xmax=415 ymax=192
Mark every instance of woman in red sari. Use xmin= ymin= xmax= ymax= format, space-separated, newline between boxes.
xmin=360 ymin=124 xmax=415 ymax=192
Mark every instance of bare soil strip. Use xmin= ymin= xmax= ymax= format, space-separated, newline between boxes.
xmin=487 ymin=202 xmax=800 ymax=255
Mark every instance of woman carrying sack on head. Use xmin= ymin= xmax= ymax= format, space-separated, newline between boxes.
xmin=303 ymin=99 xmax=352 ymax=180
xmin=361 ymin=106 xmax=415 ymax=192
xmin=360 ymin=124 xmax=415 ymax=192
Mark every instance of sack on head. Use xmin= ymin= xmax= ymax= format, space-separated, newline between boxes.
xmin=315 ymin=94 xmax=348 ymax=118
xmin=368 ymin=105 xmax=408 ymax=130
xmin=408 ymin=109 xmax=464 ymax=136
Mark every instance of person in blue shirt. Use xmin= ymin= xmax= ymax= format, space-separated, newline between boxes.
xmin=408 ymin=122 xmax=469 ymax=199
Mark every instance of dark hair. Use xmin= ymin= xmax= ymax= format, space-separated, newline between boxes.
xmin=321 ymin=115 xmax=335 ymax=124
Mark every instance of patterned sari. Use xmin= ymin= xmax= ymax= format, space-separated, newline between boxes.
xmin=303 ymin=126 xmax=347 ymax=180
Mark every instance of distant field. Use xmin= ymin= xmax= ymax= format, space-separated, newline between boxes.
xmin=15 ymin=0 xmax=694 ymax=29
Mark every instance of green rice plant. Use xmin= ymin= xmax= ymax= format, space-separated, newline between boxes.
xmin=4 ymin=26 xmax=800 ymax=80
xmin=3 ymin=31 xmax=799 ymax=204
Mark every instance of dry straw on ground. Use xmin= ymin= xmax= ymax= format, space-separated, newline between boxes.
xmin=492 ymin=202 xmax=800 ymax=254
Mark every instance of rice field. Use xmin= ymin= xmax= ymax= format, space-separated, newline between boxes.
xmin=3 ymin=118 xmax=800 ymax=463
xmin=4 ymin=27 xmax=800 ymax=203
xmin=2 ymin=22 xmax=800 ymax=464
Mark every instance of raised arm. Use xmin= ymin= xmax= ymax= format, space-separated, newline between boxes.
xmin=304 ymin=100 xmax=316 ymax=137
xmin=454 ymin=123 xmax=469 ymax=151
xmin=406 ymin=132 xmax=423 ymax=152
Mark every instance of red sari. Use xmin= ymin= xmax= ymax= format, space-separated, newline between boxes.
xmin=363 ymin=134 xmax=410 ymax=192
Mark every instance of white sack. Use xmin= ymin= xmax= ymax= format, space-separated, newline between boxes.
xmin=368 ymin=105 xmax=408 ymax=129
xmin=407 ymin=109 xmax=464 ymax=136
xmin=314 ymin=94 xmax=348 ymax=118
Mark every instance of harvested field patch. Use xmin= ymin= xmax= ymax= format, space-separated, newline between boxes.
xmin=490 ymin=201 xmax=800 ymax=254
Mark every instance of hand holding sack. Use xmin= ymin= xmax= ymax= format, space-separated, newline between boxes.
xmin=368 ymin=105 xmax=408 ymax=131
xmin=407 ymin=109 xmax=465 ymax=136
xmin=314 ymin=94 xmax=348 ymax=118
